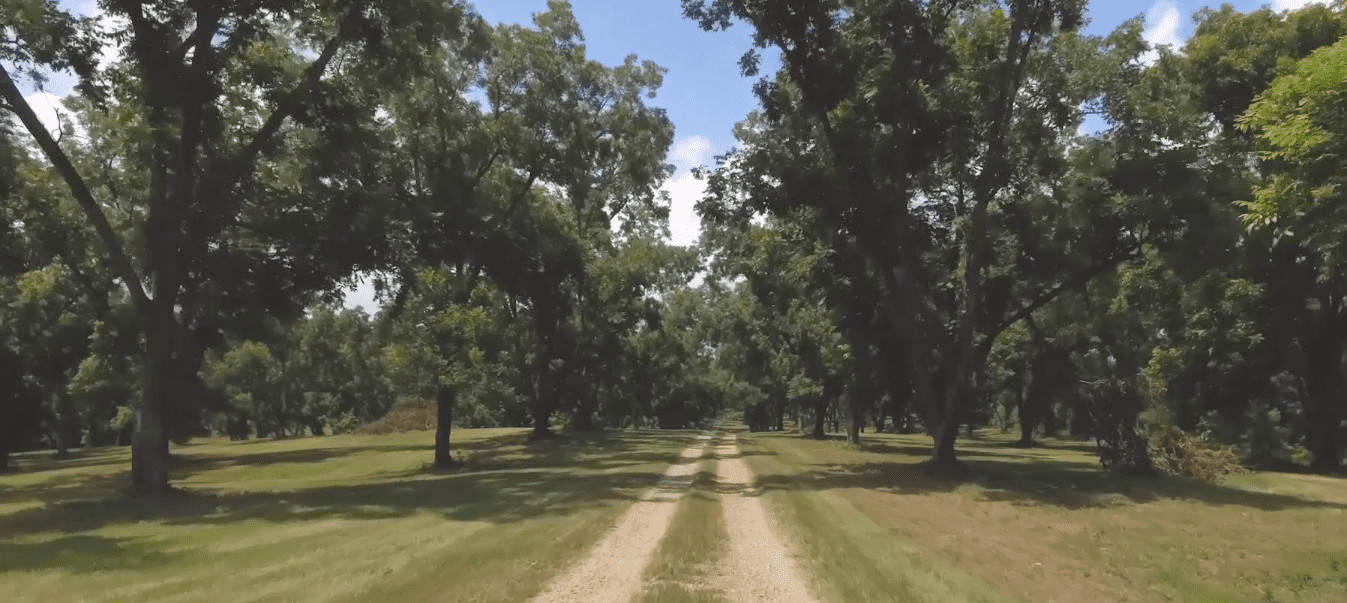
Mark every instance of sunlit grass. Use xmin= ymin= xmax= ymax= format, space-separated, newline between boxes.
xmin=741 ymin=427 xmax=1347 ymax=602
xmin=0 ymin=428 xmax=695 ymax=602
xmin=8 ymin=426 xmax=1344 ymax=601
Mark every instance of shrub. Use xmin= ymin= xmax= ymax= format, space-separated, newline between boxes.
xmin=1149 ymin=426 xmax=1248 ymax=482
xmin=329 ymin=411 xmax=361 ymax=435
xmin=357 ymin=400 xmax=436 ymax=435
xmin=1086 ymin=379 xmax=1153 ymax=475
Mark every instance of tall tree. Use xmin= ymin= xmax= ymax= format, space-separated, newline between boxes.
xmin=1239 ymin=36 xmax=1347 ymax=470
xmin=688 ymin=0 xmax=1160 ymax=467
xmin=1 ymin=0 xmax=475 ymax=493
xmin=384 ymin=1 xmax=673 ymax=452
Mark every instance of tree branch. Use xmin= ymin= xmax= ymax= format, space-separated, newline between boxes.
xmin=995 ymin=246 xmax=1142 ymax=336
xmin=0 ymin=64 xmax=151 ymax=313
xmin=232 ymin=33 xmax=345 ymax=174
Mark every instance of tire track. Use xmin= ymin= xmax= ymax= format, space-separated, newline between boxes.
xmin=709 ymin=432 xmax=817 ymax=602
xmin=531 ymin=432 xmax=712 ymax=603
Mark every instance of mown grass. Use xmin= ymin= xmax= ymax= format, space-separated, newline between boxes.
xmin=0 ymin=428 xmax=695 ymax=602
xmin=739 ymin=427 xmax=1347 ymax=602
xmin=637 ymin=451 xmax=729 ymax=603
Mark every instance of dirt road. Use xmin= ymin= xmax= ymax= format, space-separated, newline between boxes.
xmin=531 ymin=430 xmax=815 ymax=602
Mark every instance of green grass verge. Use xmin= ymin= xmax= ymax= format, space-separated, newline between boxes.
xmin=0 ymin=428 xmax=695 ymax=602
xmin=738 ymin=427 xmax=1347 ymax=602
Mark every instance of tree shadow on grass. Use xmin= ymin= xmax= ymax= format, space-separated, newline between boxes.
xmin=782 ymin=432 xmax=1043 ymax=460
xmin=6 ymin=449 xmax=131 ymax=473
xmin=0 ymin=534 xmax=172 ymax=574
xmin=0 ymin=468 xmax=131 ymax=511
xmin=0 ymin=429 xmax=703 ymax=547
xmin=0 ymin=445 xmax=389 ymax=511
xmin=174 ymin=445 xmax=374 ymax=471
xmin=701 ymin=447 xmax=777 ymax=461
xmin=751 ymin=454 xmax=1347 ymax=512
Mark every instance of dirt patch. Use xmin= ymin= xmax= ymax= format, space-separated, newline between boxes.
xmin=356 ymin=401 xmax=435 ymax=434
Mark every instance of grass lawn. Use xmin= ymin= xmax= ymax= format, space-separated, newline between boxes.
xmin=0 ymin=428 xmax=695 ymax=602
xmin=739 ymin=428 xmax=1347 ymax=602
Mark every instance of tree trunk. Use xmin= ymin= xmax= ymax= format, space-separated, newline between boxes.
xmin=1016 ymin=395 xmax=1036 ymax=447
xmin=930 ymin=419 xmax=959 ymax=468
xmin=572 ymin=377 xmax=598 ymax=431
xmin=279 ymin=380 xmax=288 ymax=438
xmin=434 ymin=379 xmax=454 ymax=468
xmin=1017 ymin=416 xmax=1036 ymax=447
xmin=0 ymin=436 xmax=8 ymax=473
xmin=1042 ymin=402 xmax=1059 ymax=437
xmin=847 ymin=409 xmax=863 ymax=445
xmin=532 ymin=372 xmax=552 ymax=438
xmin=1305 ymin=342 xmax=1343 ymax=472
xmin=812 ymin=398 xmax=827 ymax=439
xmin=1069 ymin=396 xmax=1092 ymax=438
xmin=131 ymin=309 xmax=174 ymax=495
xmin=52 ymin=393 xmax=71 ymax=458
xmin=846 ymin=388 xmax=868 ymax=445
xmin=532 ymin=306 xmax=556 ymax=439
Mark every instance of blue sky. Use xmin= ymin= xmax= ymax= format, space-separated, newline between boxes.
xmin=13 ymin=0 xmax=1331 ymax=309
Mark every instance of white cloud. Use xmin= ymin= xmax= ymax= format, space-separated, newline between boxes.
xmin=1274 ymin=0 xmax=1329 ymax=10
xmin=662 ymin=168 xmax=705 ymax=247
xmin=669 ymin=134 xmax=713 ymax=171
xmin=660 ymin=135 xmax=719 ymax=247
xmin=341 ymin=276 xmax=379 ymax=312
xmin=1141 ymin=1 xmax=1182 ymax=64
xmin=19 ymin=91 xmax=65 ymax=137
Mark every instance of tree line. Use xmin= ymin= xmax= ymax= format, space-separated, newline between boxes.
xmin=1 ymin=0 xmax=728 ymax=491
xmin=687 ymin=0 xmax=1347 ymax=476
xmin=3 ymin=0 xmax=1347 ymax=496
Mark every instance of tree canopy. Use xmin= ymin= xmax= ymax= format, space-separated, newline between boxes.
xmin=4 ymin=0 xmax=1347 ymax=491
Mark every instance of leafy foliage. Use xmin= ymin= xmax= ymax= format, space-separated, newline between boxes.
xmin=5 ymin=0 xmax=1347 ymax=486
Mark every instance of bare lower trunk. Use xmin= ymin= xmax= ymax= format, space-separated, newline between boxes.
xmin=0 ymin=437 xmax=8 ymax=473
xmin=1017 ymin=417 xmax=1036 ymax=447
xmin=930 ymin=419 xmax=959 ymax=469
xmin=1016 ymin=396 xmax=1036 ymax=447
xmin=1306 ymin=372 xmax=1342 ymax=472
xmin=1069 ymin=397 xmax=1092 ymax=438
xmin=847 ymin=410 xmax=862 ymax=445
xmin=52 ymin=392 xmax=75 ymax=458
xmin=1042 ymin=403 xmax=1058 ymax=437
xmin=131 ymin=310 xmax=174 ymax=495
xmin=532 ymin=310 xmax=556 ymax=439
xmin=573 ymin=384 xmax=598 ymax=431
xmin=532 ymin=372 xmax=552 ymax=438
xmin=812 ymin=398 xmax=827 ymax=439
xmin=1308 ymin=418 xmax=1341 ymax=472
xmin=278 ymin=383 xmax=288 ymax=439
xmin=1305 ymin=326 xmax=1343 ymax=472
xmin=434 ymin=379 xmax=454 ymax=468
xmin=846 ymin=389 xmax=868 ymax=445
